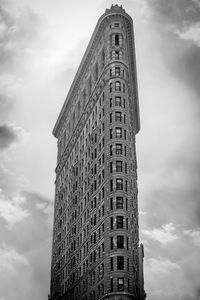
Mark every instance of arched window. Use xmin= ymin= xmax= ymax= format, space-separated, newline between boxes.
xmin=115 ymin=81 xmax=121 ymax=91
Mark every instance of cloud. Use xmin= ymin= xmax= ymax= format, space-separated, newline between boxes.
xmin=142 ymin=223 xmax=178 ymax=245
xmin=0 ymin=123 xmax=27 ymax=149
xmin=0 ymin=242 xmax=38 ymax=300
xmin=0 ymin=242 xmax=30 ymax=275
xmin=184 ymin=228 xmax=200 ymax=247
xmin=0 ymin=189 xmax=53 ymax=300
xmin=0 ymin=189 xmax=29 ymax=228
xmin=0 ymin=0 xmax=41 ymax=68
xmin=143 ymin=0 xmax=200 ymax=94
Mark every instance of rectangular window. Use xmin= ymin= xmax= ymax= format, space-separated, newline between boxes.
xmin=110 ymin=98 xmax=112 ymax=107
xmin=115 ymin=112 xmax=122 ymax=122
xmin=110 ymin=145 xmax=113 ymax=156
xmin=110 ymin=278 xmax=113 ymax=292
xmin=115 ymin=67 xmax=120 ymax=76
xmin=110 ymin=198 xmax=113 ymax=210
xmin=117 ymin=236 xmax=124 ymax=248
xmin=115 ymin=51 xmax=119 ymax=60
xmin=126 ymin=237 xmax=129 ymax=250
xmin=117 ymin=216 xmax=123 ymax=229
xmin=110 ymin=113 xmax=112 ymax=123
xmin=124 ymin=130 xmax=126 ymax=140
xmin=116 ymin=161 xmax=123 ymax=172
xmin=115 ymin=96 xmax=121 ymax=106
xmin=116 ymin=196 xmax=123 ymax=209
xmin=126 ymin=218 xmax=128 ymax=230
xmin=110 ymin=257 xmax=114 ymax=271
xmin=110 ymin=180 xmax=113 ymax=192
xmin=116 ymin=178 xmax=123 ymax=190
xmin=117 ymin=256 xmax=124 ymax=270
xmin=110 ymin=237 xmax=114 ymax=250
xmin=115 ymin=127 xmax=122 ymax=138
xmin=110 ymin=217 xmax=113 ymax=230
xmin=117 ymin=278 xmax=124 ymax=291
xmin=125 ymin=163 xmax=127 ymax=174
xmin=116 ymin=144 xmax=122 ymax=155
xmin=110 ymin=162 xmax=113 ymax=173
xmin=110 ymin=129 xmax=113 ymax=139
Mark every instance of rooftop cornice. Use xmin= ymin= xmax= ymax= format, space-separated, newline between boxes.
xmin=52 ymin=5 xmax=135 ymax=138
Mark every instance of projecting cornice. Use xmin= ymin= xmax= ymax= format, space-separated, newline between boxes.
xmin=53 ymin=5 xmax=140 ymax=138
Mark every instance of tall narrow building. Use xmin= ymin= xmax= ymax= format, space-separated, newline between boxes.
xmin=50 ymin=4 xmax=145 ymax=300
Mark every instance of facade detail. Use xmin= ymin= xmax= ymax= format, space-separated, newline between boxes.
xmin=50 ymin=4 xmax=145 ymax=300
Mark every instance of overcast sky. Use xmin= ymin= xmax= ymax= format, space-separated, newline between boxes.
xmin=0 ymin=0 xmax=200 ymax=299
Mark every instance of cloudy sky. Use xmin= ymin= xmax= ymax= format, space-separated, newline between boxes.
xmin=0 ymin=0 xmax=200 ymax=299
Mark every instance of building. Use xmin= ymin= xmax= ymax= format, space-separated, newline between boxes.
xmin=50 ymin=4 xmax=145 ymax=300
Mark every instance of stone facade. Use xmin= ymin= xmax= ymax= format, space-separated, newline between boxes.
xmin=50 ymin=5 xmax=145 ymax=300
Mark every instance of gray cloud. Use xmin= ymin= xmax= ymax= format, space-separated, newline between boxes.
xmin=0 ymin=123 xmax=24 ymax=149
xmin=144 ymin=0 xmax=200 ymax=94
xmin=0 ymin=189 xmax=53 ymax=300
xmin=0 ymin=0 xmax=41 ymax=70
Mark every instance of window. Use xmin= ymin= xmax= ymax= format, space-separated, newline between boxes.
xmin=115 ymin=97 xmax=121 ymax=106
xmin=110 ymin=217 xmax=113 ymax=230
xmin=116 ymin=197 xmax=123 ymax=209
xmin=115 ymin=127 xmax=122 ymax=138
xmin=110 ymin=82 xmax=112 ymax=92
xmin=116 ymin=144 xmax=122 ymax=155
xmin=125 ymin=163 xmax=127 ymax=174
xmin=115 ymin=112 xmax=122 ymax=122
xmin=115 ymin=81 xmax=121 ymax=91
xmin=117 ymin=278 xmax=124 ymax=291
xmin=110 ymin=145 xmax=113 ymax=156
xmin=110 ymin=129 xmax=113 ymax=139
xmin=110 ymin=198 xmax=113 ymax=210
xmin=125 ymin=146 xmax=127 ymax=156
xmin=126 ymin=218 xmax=129 ymax=230
xmin=117 ymin=236 xmax=124 ymax=248
xmin=110 ymin=98 xmax=112 ymax=107
xmin=124 ymin=114 xmax=126 ymax=124
xmin=125 ymin=180 xmax=128 ymax=192
xmin=110 ymin=278 xmax=113 ymax=292
xmin=126 ymin=237 xmax=129 ymax=250
xmin=115 ymin=67 xmax=120 ymax=76
xmin=116 ymin=178 xmax=123 ymax=190
xmin=116 ymin=161 xmax=123 ymax=172
xmin=124 ymin=130 xmax=126 ymax=140
xmin=110 ymin=180 xmax=113 ymax=192
xmin=110 ymin=113 xmax=112 ymax=123
xmin=117 ymin=256 xmax=124 ymax=270
xmin=117 ymin=216 xmax=123 ymax=229
xmin=123 ymin=98 xmax=126 ymax=108
xmin=126 ymin=198 xmax=128 ymax=210
xmin=110 ymin=257 xmax=113 ymax=271
xmin=127 ymin=258 xmax=129 ymax=271
xmin=110 ymin=237 xmax=114 ymax=250
xmin=115 ymin=34 xmax=119 ymax=45
xmin=115 ymin=51 xmax=119 ymax=60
